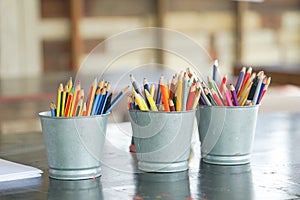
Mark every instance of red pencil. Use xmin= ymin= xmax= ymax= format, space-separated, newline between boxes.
xmin=219 ymin=75 xmax=227 ymax=94
xmin=238 ymin=67 xmax=252 ymax=96
xmin=186 ymin=83 xmax=196 ymax=110
xmin=169 ymin=99 xmax=175 ymax=111
xmin=211 ymin=88 xmax=224 ymax=106
xmin=64 ymin=90 xmax=73 ymax=117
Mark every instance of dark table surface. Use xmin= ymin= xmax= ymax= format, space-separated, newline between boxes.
xmin=0 ymin=112 xmax=300 ymax=200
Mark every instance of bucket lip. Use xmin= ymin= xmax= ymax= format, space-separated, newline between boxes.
xmin=197 ymin=104 xmax=260 ymax=109
xmin=38 ymin=111 xmax=110 ymax=119
xmin=128 ymin=109 xmax=196 ymax=114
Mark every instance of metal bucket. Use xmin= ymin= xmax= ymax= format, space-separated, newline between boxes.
xmin=196 ymin=105 xmax=259 ymax=165
xmin=39 ymin=111 xmax=108 ymax=180
xmin=129 ymin=110 xmax=196 ymax=172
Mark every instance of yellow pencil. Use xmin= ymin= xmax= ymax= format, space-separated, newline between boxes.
xmin=145 ymin=90 xmax=158 ymax=111
xmin=239 ymin=82 xmax=252 ymax=106
xmin=61 ymin=85 xmax=68 ymax=116
xmin=134 ymin=91 xmax=149 ymax=111
xmin=86 ymin=78 xmax=97 ymax=116
xmin=175 ymin=72 xmax=183 ymax=111
xmin=150 ymin=83 xmax=155 ymax=98
xmin=238 ymin=73 xmax=256 ymax=99
xmin=70 ymin=82 xmax=81 ymax=116
xmin=56 ymin=83 xmax=63 ymax=117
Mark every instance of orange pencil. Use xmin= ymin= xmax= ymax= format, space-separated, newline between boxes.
xmin=86 ymin=78 xmax=97 ymax=116
xmin=70 ymin=82 xmax=81 ymax=116
xmin=56 ymin=83 xmax=63 ymax=117
xmin=64 ymin=88 xmax=73 ymax=117
xmin=159 ymin=75 xmax=170 ymax=112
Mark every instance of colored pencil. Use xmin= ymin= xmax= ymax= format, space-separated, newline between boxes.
xmin=169 ymin=99 xmax=175 ymax=111
xmin=182 ymin=73 xmax=188 ymax=111
xmin=223 ymin=84 xmax=233 ymax=106
xmin=238 ymin=72 xmax=256 ymax=99
xmin=192 ymin=82 xmax=201 ymax=109
xmin=103 ymin=93 xmax=113 ymax=113
xmin=252 ymin=72 xmax=264 ymax=105
xmin=133 ymin=90 xmax=149 ymax=111
xmin=50 ymin=102 xmax=56 ymax=117
xmin=169 ymin=74 xmax=177 ymax=101
xmin=235 ymin=67 xmax=246 ymax=94
xmin=186 ymin=83 xmax=196 ymax=110
xmin=100 ymin=82 xmax=110 ymax=114
xmin=213 ymin=59 xmax=218 ymax=82
xmin=150 ymin=83 xmax=155 ymax=98
xmin=91 ymin=88 xmax=101 ymax=115
xmin=230 ymin=84 xmax=239 ymax=106
xmin=70 ymin=82 xmax=81 ymax=117
xmin=61 ymin=85 xmax=68 ymax=116
xmin=258 ymin=77 xmax=271 ymax=104
xmin=175 ymin=72 xmax=183 ymax=111
xmin=219 ymin=75 xmax=227 ymax=94
xmin=64 ymin=88 xmax=73 ymax=117
xmin=130 ymin=74 xmax=144 ymax=98
xmin=143 ymin=78 xmax=150 ymax=93
xmin=211 ymin=88 xmax=224 ymax=106
xmin=106 ymin=85 xmax=130 ymax=113
xmin=159 ymin=75 xmax=170 ymax=112
xmin=238 ymin=67 xmax=252 ymax=96
xmin=145 ymin=90 xmax=158 ymax=111
xmin=256 ymin=76 xmax=267 ymax=105
xmin=56 ymin=83 xmax=63 ymax=117
xmin=86 ymin=78 xmax=97 ymax=116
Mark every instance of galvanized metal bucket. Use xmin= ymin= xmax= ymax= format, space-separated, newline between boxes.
xmin=196 ymin=105 xmax=259 ymax=165
xmin=39 ymin=111 xmax=108 ymax=180
xmin=129 ymin=110 xmax=196 ymax=172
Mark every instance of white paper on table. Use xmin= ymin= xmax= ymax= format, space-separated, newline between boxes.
xmin=0 ymin=158 xmax=42 ymax=182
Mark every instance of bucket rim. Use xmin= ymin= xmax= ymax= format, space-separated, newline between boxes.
xmin=128 ymin=109 xmax=196 ymax=114
xmin=38 ymin=111 xmax=110 ymax=119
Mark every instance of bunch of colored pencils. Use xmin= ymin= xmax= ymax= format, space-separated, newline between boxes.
xmin=50 ymin=77 xmax=129 ymax=117
xmin=128 ymin=69 xmax=201 ymax=112
xmin=202 ymin=60 xmax=271 ymax=106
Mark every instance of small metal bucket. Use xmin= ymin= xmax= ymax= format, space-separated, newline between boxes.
xmin=196 ymin=105 xmax=259 ymax=165
xmin=129 ymin=110 xmax=196 ymax=172
xmin=39 ymin=111 xmax=108 ymax=180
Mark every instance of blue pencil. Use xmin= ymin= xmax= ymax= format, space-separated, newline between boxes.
xmin=100 ymin=83 xmax=110 ymax=114
xmin=155 ymin=78 xmax=162 ymax=106
xmin=91 ymin=88 xmax=101 ymax=115
xmin=256 ymin=76 xmax=267 ymax=105
xmin=105 ymin=85 xmax=129 ymax=114
xmin=213 ymin=59 xmax=218 ymax=82
xmin=50 ymin=102 xmax=56 ymax=117
xmin=143 ymin=78 xmax=150 ymax=93
xmin=235 ymin=67 xmax=246 ymax=94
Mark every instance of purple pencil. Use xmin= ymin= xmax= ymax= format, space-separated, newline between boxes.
xmin=230 ymin=84 xmax=239 ymax=106
xmin=235 ymin=67 xmax=246 ymax=94
xmin=199 ymin=94 xmax=207 ymax=105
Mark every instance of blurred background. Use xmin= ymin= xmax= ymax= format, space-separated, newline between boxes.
xmin=0 ymin=0 xmax=299 ymax=134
